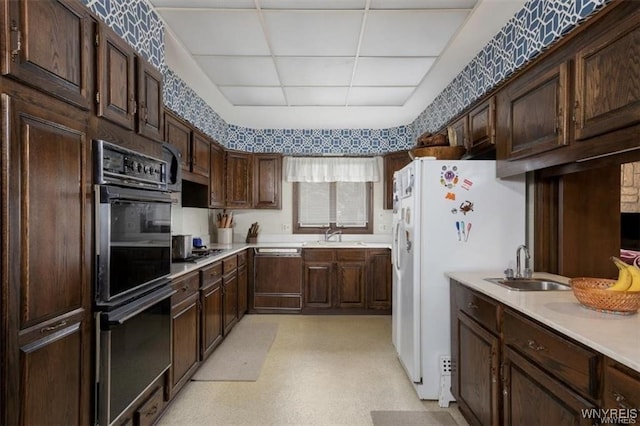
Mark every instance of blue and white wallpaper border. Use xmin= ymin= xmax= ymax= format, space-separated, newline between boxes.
xmin=82 ymin=0 xmax=611 ymax=155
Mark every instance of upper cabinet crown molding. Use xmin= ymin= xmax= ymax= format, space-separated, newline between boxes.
xmin=1 ymin=0 xmax=92 ymax=109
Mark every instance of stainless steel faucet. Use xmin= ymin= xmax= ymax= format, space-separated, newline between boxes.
xmin=324 ymin=229 xmax=342 ymax=242
xmin=515 ymin=244 xmax=531 ymax=278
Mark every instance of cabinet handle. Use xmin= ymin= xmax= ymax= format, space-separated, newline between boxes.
xmin=527 ymin=339 xmax=546 ymax=351
xmin=130 ymin=97 xmax=137 ymax=115
xmin=613 ymin=391 xmax=632 ymax=410
xmin=10 ymin=20 xmax=21 ymax=61
xmin=145 ymin=405 xmax=158 ymax=416
xmin=573 ymin=100 xmax=580 ymax=125
xmin=555 ymin=106 xmax=563 ymax=134
xmin=40 ymin=320 xmax=68 ymax=334
xmin=467 ymin=302 xmax=478 ymax=310
xmin=140 ymin=102 xmax=147 ymax=123
xmin=182 ymin=284 xmax=189 ymax=292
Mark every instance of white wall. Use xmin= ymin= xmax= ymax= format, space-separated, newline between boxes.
xmin=171 ymin=157 xmax=393 ymax=244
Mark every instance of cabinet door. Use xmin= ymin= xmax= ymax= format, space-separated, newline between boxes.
xmin=382 ymin=151 xmax=410 ymax=210
xmin=209 ymin=142 xmax=225 ymax=208
xmin=502 ymin=61 xmax=570 ymax=159
xmin=2 ymin=95 xmax=91 ymax=424
xmin=223 ymin=272 xmax=238 ymax=335
xmin=170 ymin=293 xmax=200 ymax=397
xmin=455 ymin=312 xmax=500 ymax=426
xmin=467 ymin=96 xmax=496 ymax=155
xmin=449 ymin=115 xmax=468 ymax=148
xmin=164 ymin=110 xmax=191 ymax=172
xmin=96 ymin=24 xmax=136 ymax=130
xmin=336 ymin=262 xmax=366 ymax=308
xmin=253 ymin=154 xmax=282 ymax=209
xmin=304 ymin=262 xmax=333 ymax=308
xmin=603 ymin=360 xmax=640 ymax=412
xmin=574 ymin=14 xmax=640 ymax=141
xmin=503 ymin=347 xmax=596 ymax=426
xmin=226 ymin=152 xmax=252 ymax=208
xmin=367 ymin=250 xmax=391 ymax=310
xmin=136 ymin=57 xmax=163 ymax=140
xmin=237 ymin=263 xmax=248 ymax=319
xmin=201 ymin=280 xmax=223 ymax=360
xmin=191 ymin=131 xmax=210 ymax=178
xmin=2 ymin=0 xmax=91 ymax=109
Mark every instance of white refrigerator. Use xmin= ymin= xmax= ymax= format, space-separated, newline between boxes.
xmin=391 ymin=158 xmax=525 ymax=401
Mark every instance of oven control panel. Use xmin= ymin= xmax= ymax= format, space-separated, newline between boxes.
xmin=95 ymin=140 xmax=167 ymax=190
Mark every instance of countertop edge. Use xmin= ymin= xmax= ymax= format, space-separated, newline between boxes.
xmin=447 ymin=271 xmax=640 ymax=373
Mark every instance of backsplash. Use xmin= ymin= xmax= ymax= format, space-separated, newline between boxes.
xmin=83 ymin=0 xmax=610 ymax=154
xmin=622 ymin=162 xmax=640 ymax=213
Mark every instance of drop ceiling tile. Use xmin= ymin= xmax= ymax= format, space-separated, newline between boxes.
xmin=353 ymin=57 xmax=436 ymax=86
xmin=149 ymin=0 xmax=255 ymax=8
xmin=277 ymin=57 xmax=354 ymax=86
xmin=219 ymin=87 xmax=287 ymax=106
xmin=263 ymin=11 xmax=363 ymax=56
xmin=194 ymin=56 xmax=280 ymax=86
xmin=259 ymin=0 xmax=366 ymax=9
xmin=370 ymin=0 xmax=477 ymax=9
xmin=158 ymin=10 xmax=270 ymax=55
xmin=360 ymin=10 xmax=469 ymax=56
xmin=348 ymin=87 xmax=415 ymax=106
xmin=284 ymin=87 xmax=349 ymax=106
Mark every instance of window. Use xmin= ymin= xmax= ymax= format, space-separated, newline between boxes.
xmin=293 ymin=181 xmax=373 ymax=234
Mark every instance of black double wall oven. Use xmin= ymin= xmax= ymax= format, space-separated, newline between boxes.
xmin=94 ymin=140 xmax=174 ymax=426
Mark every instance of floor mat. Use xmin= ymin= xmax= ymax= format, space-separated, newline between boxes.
xmin=191 ymin=320 xmax=278 ymax=381
xmin=371 ymin=410 xmax=459 ymax=426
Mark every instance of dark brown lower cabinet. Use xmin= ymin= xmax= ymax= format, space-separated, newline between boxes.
xmin=238 ymin=262 xmax=248 ymax=319
xmin=367 ymin=250 xmax=392 ymax=309
xmin=304 ymin=262 xmax=333 ymax=308
xmin=223 ymin=271 xmax=238 ymax=335
xmin=169 ymin=272 xmax=200 ymax=399
xmin=200 ymin=275 xmax=223 ymax=360
xmin=455 ymin=312 xmax=500 ymax=426
xmin=502 ymin=347 xmax=596 ymax=425
xmin=336 ymin=262 xmax=366 ymax=308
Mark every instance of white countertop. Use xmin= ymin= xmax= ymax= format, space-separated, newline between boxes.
xmin=447 ymin=271 xmax=640 ymax=372
xmin=169 ymin=241 xmax=391 ymax=279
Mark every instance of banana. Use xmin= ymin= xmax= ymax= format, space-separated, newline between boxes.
xmin=626 ymin=264 xmax=640 ymax=292
xmin=607 ymin=266 xmax=632 ymax=291
xmin=611 ymin=256 xmax=630 ymax=271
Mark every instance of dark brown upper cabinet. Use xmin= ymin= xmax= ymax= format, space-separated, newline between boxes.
xmin=466 ymin=96 xmax=496 ymax=156
xmin=253 ymin=154 xmax=282 ymax=209
xmin=164 ymin=110 xmax=191 ymax=172
xmin=574 ymin=12 xmax=640 ymax=141
xmin=95 ymin=24 xmax=136 ymax=130
xmin=382 ymin=151 xmax=410 ymax=210
xmin=449 ymin=115 xmax=468 ymax=148
xmin=191 ymin=130 xmax=210 ymax=179
xmin=225 ymin=151 xmax=253 ymax=209
xmin=209 ymin=142 xmax=225 ymax=208
xmin=96 ymin=24 xmax=163 ymax=141
xmin=136 ymin=57 xmax=163 ymax=141
xmin=2 ymin=0 xmax=92 ymax=110
xmin=499 ymin=61 xmax=570 ymax=160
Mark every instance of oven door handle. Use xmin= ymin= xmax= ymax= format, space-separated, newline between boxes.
xmin=103 ymin=285 xmax=175 ymax=326
xmin=100 ymin=185 xmax=172 ymax=204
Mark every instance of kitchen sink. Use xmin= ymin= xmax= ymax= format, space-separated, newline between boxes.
xmin=302 ymin=241 xmax=368 ymax=247
xmin=484 ymin=277 xmax=571 ymax=291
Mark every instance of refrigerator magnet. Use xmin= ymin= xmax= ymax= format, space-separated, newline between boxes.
xmin=440 ymin=165 xmax=459 ymax=189
xmin=445 ymin=192 xmax=456 ymax=201
xmin=461 ymin=178 xmax=474 ymax=190
xmin=460 ymin=200 xmax=474 ymax=215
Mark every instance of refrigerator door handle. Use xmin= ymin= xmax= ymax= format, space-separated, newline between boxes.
xmin=393 ymin=221 xmax=402 ymax=271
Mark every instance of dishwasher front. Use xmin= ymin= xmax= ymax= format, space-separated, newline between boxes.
xmin=252 ymin=248 xmax=303 ymax=313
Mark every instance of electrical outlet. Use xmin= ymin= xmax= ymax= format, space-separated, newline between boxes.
xmin=282 ymin=223 xmax=291 ymax=232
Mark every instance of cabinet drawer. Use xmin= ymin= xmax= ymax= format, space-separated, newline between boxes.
xmin=200 ymin=261 xmax=222 ymax=287
xmin=303 ymin=249 xmax=334 ymax=262
xmin=603 ymin=361 xmax=640 ymax=411
xmin=336 ymin=249 xmax=366 ymax=261
xmin=223 ymin=255 xmax=238 ymax=273
xmin=503 ymin=309 xmax=600 ymax=399
xmin=237 ymin=250 xmax=247 ymax=266
xmin=455 ymin=285 xmax=499 ymax=333
xmin=135 ymin=386 xmax=163 ymax=426
xmin=171 ymin=272 xmax=200 ymax=305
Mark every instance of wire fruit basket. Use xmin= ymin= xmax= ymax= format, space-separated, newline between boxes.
xmin=569 ymin=277 xmax=640 ymax=315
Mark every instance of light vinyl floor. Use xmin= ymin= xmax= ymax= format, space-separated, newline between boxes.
xmin=158 ymin=314 xmax=468 ymax=426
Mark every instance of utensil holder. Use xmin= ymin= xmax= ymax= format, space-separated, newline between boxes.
xmin=217 ymin=228 xmax=232 ymax=245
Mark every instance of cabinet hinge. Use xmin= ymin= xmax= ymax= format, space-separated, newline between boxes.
xmin=96 ymin=92 xmax=100 ymax=104
xmin=10 ymin=20 xmax=21 ymax=62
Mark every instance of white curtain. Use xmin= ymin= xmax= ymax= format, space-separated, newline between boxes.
xmin=285 ymin=157 xmax=380 ymax=182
